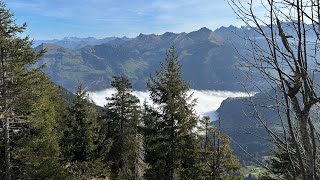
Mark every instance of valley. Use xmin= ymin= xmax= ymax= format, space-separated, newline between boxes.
xmin=35 ymin=26 xmax=280 ymax=167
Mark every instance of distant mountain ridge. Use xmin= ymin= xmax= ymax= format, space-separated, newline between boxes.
xmin=36 ymin=27 xmax=250 ymax=92
xmin=34 ymin=26 xmax=231 ymax=50
xmin=35 ymin=27 xmax=225 ymax=49
xmin=33 ymin=36 xmax=132 ymax=50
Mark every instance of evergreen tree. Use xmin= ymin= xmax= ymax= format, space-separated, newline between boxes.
xmin=146 ymin=46 xmax=198 ymax=179
xmin=141 ymin=101 xmax=159 ymax=179
xmin=61 ymin=85 xmax=106 ymax=178
xmin=198 ymin=116 xmax=242 ymax=180
xmin=17 ymin=71 xmax=68 ymax=179
xmin=104 ymin=75 xmax=141 ymax=179
xmin=0 ymin=2 xmax=49 ymax=179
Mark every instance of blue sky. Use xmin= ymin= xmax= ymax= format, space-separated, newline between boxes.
xmin=6 ymin=0 xmax=242 ymax=40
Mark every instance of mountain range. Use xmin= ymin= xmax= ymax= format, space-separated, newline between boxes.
xmin=40 ymin=24 xmax=315 ymax=93
xmin=35 ymin=27 xmax=256 ymax=92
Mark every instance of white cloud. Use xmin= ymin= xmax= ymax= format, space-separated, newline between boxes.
xmin=89 ymin=88 xmax=252 ymax=121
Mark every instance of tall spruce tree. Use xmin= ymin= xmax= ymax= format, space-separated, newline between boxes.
xmin=146 ymin=46 xmax=198 ymax=180
xmin=104 ymin=75 xmax=141 ymax=179
xmin=61 ymin=85 xmax=105 ymax=178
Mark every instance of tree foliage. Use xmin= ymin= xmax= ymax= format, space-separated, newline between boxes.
xmin=18 ymin=71 xmax=67 ymax=179
xmin=0 ymin=1 xmax=60 ymax=179
xmin=62 ymin=85 xmax=100 ymax=162
xmin=145 ymin=46 xmax=199 ymax=180
xmin=104 ymin=75 xmax=142 ymax=179
xmin=60 ymin=85 xmax=107 ymax=178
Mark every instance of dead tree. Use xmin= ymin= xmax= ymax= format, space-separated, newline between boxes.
xmin=227 ymin=0 xmax=320 ymax=179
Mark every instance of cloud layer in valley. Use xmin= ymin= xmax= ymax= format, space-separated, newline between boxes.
xmin=89 ymin=89 xmax=251 ymax=120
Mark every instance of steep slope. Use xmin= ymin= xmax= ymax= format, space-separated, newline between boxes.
xmin=216 ymin=90 xmax=285 ymax=164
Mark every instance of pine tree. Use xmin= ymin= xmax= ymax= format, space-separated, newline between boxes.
xmin=104 ymin=75 xmax=141 ymax=179
xmin=198 ymin=116 xmax=242 ymax=180
xmin=61 ymin=85 xmax=105 ymax=178
xmin=146 ymin=46 xmax=199 ymax=179
xmin=0 ymin=2 xmax=46 ymax=179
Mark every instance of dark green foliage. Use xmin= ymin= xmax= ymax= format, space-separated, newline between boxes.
xmin=63 ymin=85 xmax=99 ymax=162
xmin=17 ymin=71 xmax=68 ymax=179
xmin=141 ymin=102 xmax=161 ymax=179
xmin=61 ymin=85 xmax=108 ymax=178
xmin=145 ymin=46 xmax=199 ymax=179
xmin=0 ymin=1 xmax=68 ymax=179
xmin=104 ymin=75 xmax=141 ymax=179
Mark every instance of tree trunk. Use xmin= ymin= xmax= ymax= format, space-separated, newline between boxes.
xmin=300 ymin=114 xmax=314 ymax=180
xmin=292 ymin=97 xmax=315 ymax=179
xmin=170 ymin=115 xmax=175 ymax=180
xmin=4 ymin=116 xmax=11 ymax=180
xmin=1 ymin=47 xmax=11 ymax=180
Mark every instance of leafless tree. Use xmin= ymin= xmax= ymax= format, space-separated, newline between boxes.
xmin=227 ymin=0 xmax=320 ymax=179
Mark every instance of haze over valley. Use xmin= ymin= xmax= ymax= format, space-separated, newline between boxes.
xmin=89 ymin=88 xmax=253 ymax=120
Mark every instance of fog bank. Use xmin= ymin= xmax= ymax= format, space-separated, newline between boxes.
xmin=89 ymin=89 xmax=252 ymax=120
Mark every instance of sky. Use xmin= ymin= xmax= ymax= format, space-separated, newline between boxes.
xmin=5 ymin=0 xmax=243 ymax=40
